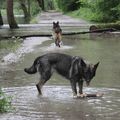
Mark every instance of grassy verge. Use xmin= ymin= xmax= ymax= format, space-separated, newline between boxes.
xmin=66 ymin=7 xmax=120 ymax=24
xmin=66 ymin=7 xmax=97 ymax=23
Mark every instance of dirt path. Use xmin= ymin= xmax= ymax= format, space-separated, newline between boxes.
xmin=36 ymin=10 xmax=90 ymax=24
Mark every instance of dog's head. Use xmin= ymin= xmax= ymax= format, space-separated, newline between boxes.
xmin=53 ymin=21 xmax=61 ymax=33
xmin=81 ymin=59 xmax=99 ymax=86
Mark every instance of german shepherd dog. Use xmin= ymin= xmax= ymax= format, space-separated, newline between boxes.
xmin=24 ymin=53 xmax=99 ymax=98
xmin=52 ymin=21 xmax=62 ymax=47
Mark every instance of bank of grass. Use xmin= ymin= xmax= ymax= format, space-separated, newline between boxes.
xmin=66 ymin=7 xmax=120 ymax=23
xmin=66 ymin=8 xmax=94 ymax=23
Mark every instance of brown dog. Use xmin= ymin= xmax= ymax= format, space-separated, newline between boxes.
xmin=52 ymin=21 xmax=62 ymax=47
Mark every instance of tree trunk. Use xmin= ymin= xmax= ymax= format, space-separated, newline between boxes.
xmin=42 ymin=0 xmax=44 ymax=11
xmin=37 ymin=0 xmax=42 ymax=8
xmin=0 ymin=10 xmax=3 ymax=25
xmin=21 ymin=3 xmax=30 ymax=18
xmin=37 ymin=0 xmax=44 ymax=11
xmin=7 ymin=0 xmax=19 ymax=29
xmin=28 ymin=0 xmax=30 ymax=16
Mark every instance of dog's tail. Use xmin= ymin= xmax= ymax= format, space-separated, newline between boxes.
xmin=24 ymin=59 xmax=38 ymax=74
xmin=24 ymin=64 xmax=37 ymax=74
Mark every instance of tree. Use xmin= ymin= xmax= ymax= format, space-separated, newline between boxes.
xmin=55 ymin=0 xmax=80 ymax=13
xmin=0 ymin=10 xmax=3 ymax=25
xmin=37 ymin=0 xmax=44 ymax=11
xmin=20 ymin=0 xmax=30 ymax=18
xmin=7 ymin=0 xmax=19 ymax=28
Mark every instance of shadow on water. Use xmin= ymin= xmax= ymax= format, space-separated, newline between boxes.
xmin=0 ymin=19 xmax=120 ymax=119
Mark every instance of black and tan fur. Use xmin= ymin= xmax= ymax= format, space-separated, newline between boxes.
xmin=24 ymin=53 xmax=99 ymax=98
xmin=52 ymin=21 xmax=62 ymax=47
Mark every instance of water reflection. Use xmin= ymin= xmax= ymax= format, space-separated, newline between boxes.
xmin=1 ymin=86 xmax=120 ymax=120
xmin=2 ymin=15 xmax=29 ymax=24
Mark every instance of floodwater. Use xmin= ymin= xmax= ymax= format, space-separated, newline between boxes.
xmin=0 ymin=12 xmax=120 ymax=120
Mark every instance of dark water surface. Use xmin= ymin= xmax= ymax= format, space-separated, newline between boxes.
xmin=0 ymin=15 xmax=120 ymax=120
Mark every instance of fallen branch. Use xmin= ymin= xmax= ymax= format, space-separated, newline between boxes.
xmin=0 ymin=28 xmax=117 ymax=40
xmin=0 ymin=34 xmax=52 ymax=39
xmin=78 ymin=93 xmax=104 ymax=98
xmin=90 ymin=23 xmax=120 ymax=30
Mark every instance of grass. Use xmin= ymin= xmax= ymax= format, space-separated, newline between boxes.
xmin=66 ymin=7 xmax=96 ymax=23
xmin=0 ymin=37 xmax=23 ymax=55
xmin=1 ymin=9 xmax=23 ymax=15
xmin=66 ymin=7 xmax=120 ymax=23
xmin=30 ymin=11 xmax=43 ymax=24
xmin=0 ymin=86 xmax=15 ymax=113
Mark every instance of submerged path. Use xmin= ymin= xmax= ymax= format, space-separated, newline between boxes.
xmin=35 ymin=10 xmax=89 ymax=24
xmin=1 ymin=11 xmax=120 ymax=120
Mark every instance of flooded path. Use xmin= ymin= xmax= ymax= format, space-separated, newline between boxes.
xmin=0 ymin=11 xmax=120 ymax=120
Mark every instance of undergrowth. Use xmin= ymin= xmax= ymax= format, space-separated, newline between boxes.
xmin=66 ymin=7 xmax=120 ymax=23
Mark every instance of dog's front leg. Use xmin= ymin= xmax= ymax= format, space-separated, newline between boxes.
xmin=78 ymin=80 xmax=84 ymax=97
xmin=70 ymin=81 xmax=77 ymax=98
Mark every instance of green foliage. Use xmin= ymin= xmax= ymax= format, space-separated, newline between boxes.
xmin=65 ymin=0 xmax=120 ymax=23
xmin=92 ymin=0 xmax=120 ymax=22
xmin=0 ymin=37 xmax=23 ymax=54
xmin=30 ymin=1 xmax=41 ymax=16
xmin=53 ymin=0 xmax=60 ymax=11
xmin=55 ymin=0 xmax=81 ymax=13
xmin=67 ymin=7 xmax=94 ymax=22
xmin=44 ymin=0 xmax=55 ymax=10
xmin=0 ymin=86 xmax=15 ymax=113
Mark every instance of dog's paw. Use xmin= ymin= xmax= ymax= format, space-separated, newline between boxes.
xmin=73 ymin=96 xmax=78 ymax=99
xmin=77 ymin=94 xmax=84 ymax=98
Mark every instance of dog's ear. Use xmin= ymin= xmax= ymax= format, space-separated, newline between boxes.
xmin=57 ymin=21 xmax=59 ymax=24
xmin=81 ymin=59 xmax=86 ymax=67
xmin=94 ymin=62 xmax=99 ymax=70
xmin=53 ymin=22 xmax=55 ymax=25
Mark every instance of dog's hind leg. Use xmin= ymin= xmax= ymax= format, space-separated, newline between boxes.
xmin=55 ymin=39 xmax=59 ymax=46
xmin=70 ymin=81 xmax=77 ymax=98
xmin=78 ymin=80 xmax=84 ymax=97
xmin=58 ymin=33 xmax=62 ymax=47
xmin=36 ymin=78 xmax=46 ymax=95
